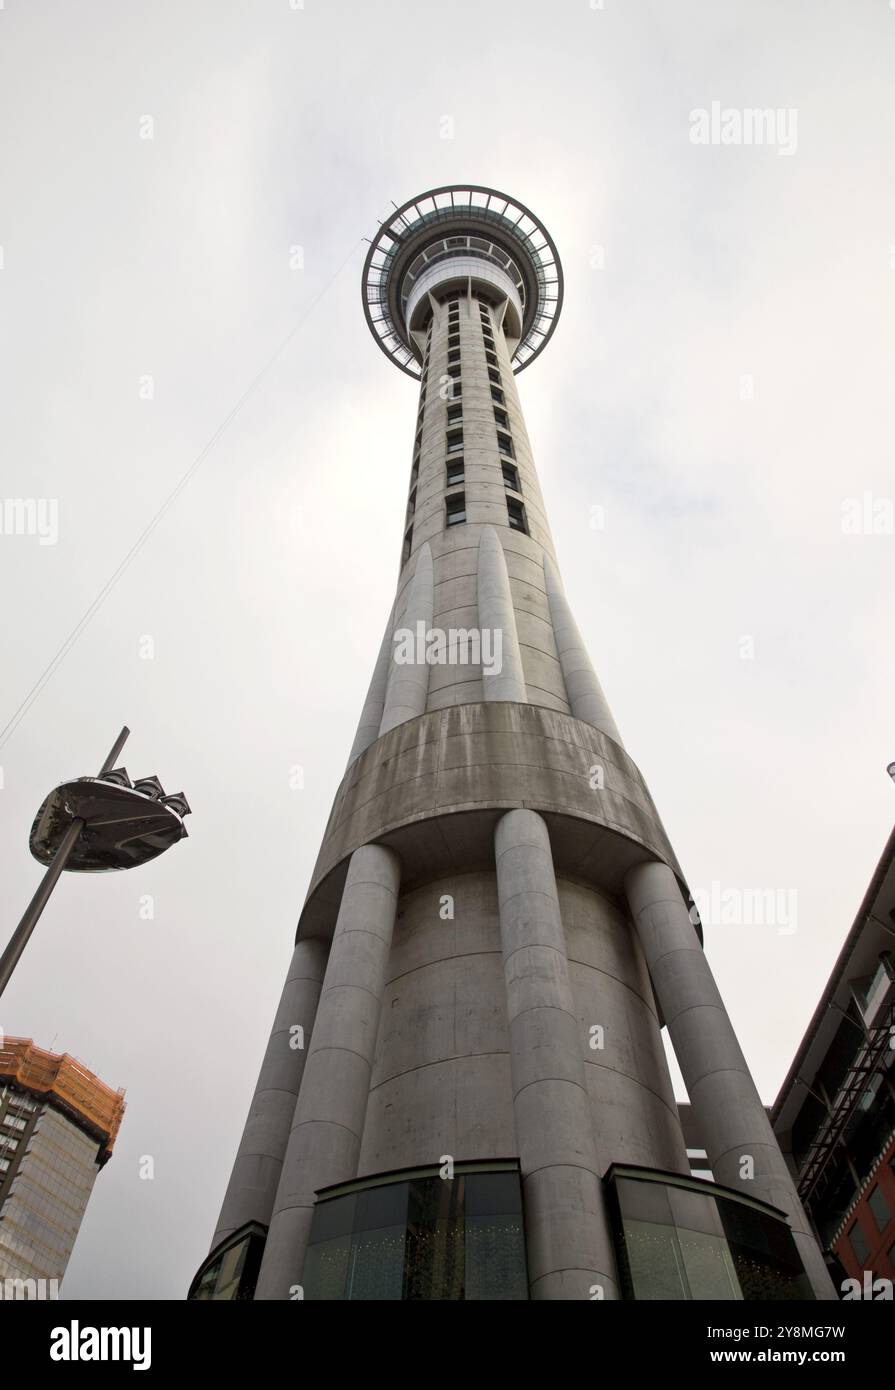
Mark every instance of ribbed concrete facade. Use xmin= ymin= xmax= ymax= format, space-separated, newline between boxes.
xmin=200 ymin=186 xmax=835 ymax=1302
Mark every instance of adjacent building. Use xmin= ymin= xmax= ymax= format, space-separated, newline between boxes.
xmin=0 ymin=1036 xmax=125 ymax=1298
xmin=193 ymin=185 xmax=836 ymax=1301
xmin=772 ymin=827 xmax=895 ymax=1293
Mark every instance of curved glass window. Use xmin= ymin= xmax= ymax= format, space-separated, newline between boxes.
xmin=606 ymin=1166 xmax=815 ymax=1301
xmin=303 ymin=1162 xmax=528 ymax=1301
xmin=189 ymin=1222 xmax=266 ymax=1301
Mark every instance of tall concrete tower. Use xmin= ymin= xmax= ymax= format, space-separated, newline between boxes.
xmin=194 ymin=186 xmax=835 ymax=1302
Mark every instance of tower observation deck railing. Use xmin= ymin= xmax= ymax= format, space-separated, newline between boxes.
xmin=363 ymin=187 xmax=563 ymax=377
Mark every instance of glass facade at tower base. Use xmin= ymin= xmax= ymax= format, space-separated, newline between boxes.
xmin=605 ymin=1166 xmax=816 ymax=1301
xmin=191 ymin=1162 xmax=821 ymax=1301
xmin=303 ymin=1161 xmax=528 ymax=1300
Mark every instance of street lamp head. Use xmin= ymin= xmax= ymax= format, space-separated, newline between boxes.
xmin=29 ymin=774 xmax=190 ymax=872
xmin=1 ymin=725 xmax=190 ymax=1000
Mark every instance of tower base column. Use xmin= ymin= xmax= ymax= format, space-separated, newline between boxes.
xmin=494 ymin=809 xmax=619 ymax=1300
xmin=624 ymin=859 xmax=837 ymax=1301
xmin=209 ymin=935 xmax=328 ymax=1252
xmin=253 ymin=842 xmax=401 ymax=1300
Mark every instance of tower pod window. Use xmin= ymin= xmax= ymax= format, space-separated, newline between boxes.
xmin=402 ymin=525 xmax=413 ymax=563
xmin=494 ymin=407 xmax=509 ymax=429
xmin=507 ymin=497 xmax=528 ymax=534
xmin=497 ymin=431 xmax=514 ymax=458
xmin=448 ymin=349 xmax=460 ymax=365
xmin=447 ymin=403 xmax=463 ymax=426
xmin=502 ymin=462 xmax=520 ymax=492
xmin=446 ymin=459 xmax=465 ymax=488
xmin=446 ymin=493 xmax=466 ymax=527
xmin=446 ymin=429 xmax=463 ymax=454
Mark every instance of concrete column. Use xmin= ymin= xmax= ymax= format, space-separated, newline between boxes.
xmin=624 ymin=860 xmax=837 ymax=1301
xmin=379 ymin=543 xmax=433 ymax=734
xmin=346 ymin=603 xmax=395 ymax=768
xmin=494 ymin=809 xmax=619 ymax=1300
xmin=254 ymin=842 xmax=401 ymax=1299
xmin=544 ymin=555 xmax=622 ymax=744
xmin=477 ymin=526 xmax=527 ymax=703
xmin=209 ymin=936 xmax=327 ymax=1251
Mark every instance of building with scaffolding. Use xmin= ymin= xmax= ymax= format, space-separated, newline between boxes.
xmin=0 ymin=1037 xmax=125 ymax=1297
xmin=773 ymin=828 xmax=895 ymax=1291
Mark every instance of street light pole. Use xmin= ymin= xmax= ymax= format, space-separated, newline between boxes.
xmin=0 ymin=727 xmax=130 ymax=999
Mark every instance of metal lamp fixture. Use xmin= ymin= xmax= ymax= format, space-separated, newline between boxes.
xmin=0 ymin=727 xmax=190 ymax=997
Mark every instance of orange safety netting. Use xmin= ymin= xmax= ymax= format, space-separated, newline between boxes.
xmin=0 ymin=1036 xmax=125 ymax=1160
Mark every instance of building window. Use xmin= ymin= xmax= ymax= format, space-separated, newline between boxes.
xmin=868 ymin=1185 xmax=891 ymax=1233
xmin=485 ymin=350 xmax=498 ymax=367
xmin=497 ymin=431 xmax=514 ymax=459
xmin=494 ymin=408 xmax=509 ymax=429
xmin=7 ymin=1094 xmax=36 ymax=1113
xmin=1 ymin=1116 xmax=27 ymax=1132
xmin=0 ymin=1158 xmax=9 ymax=1173
xmin=188 ymin=1223 xmax=268 ymax=1301
xmin=402 ymin=526 xmax=413 ymax=564
xmin=606 ymin=1166 xmax=814 ymax=1301
xmin=488 ymin=368 xmax=501 ymax=386
xmin=302 ymin=1164 xmax=528 ymax=1301
xmin=446 ymin=493 xmax=466 ymax=526
xmin=448 ymin=333 xmax=460 ymax=350
xmin=446 ymin=429 xmax=463 ymax=454
xmin=491 ymin=386 xmax=504 ymax=405
xmin=407 ymin=488 xmax=417 ymax=522
xmin=446 ymin=460 xmax=465 ymax=488
xmin=448 ymin=349 xmax=460 ymax=365
xmin=447 ymin=404 xmax=463 ymax=426
xmin=848 ymin=1220 xmax=870 ymax=1265
xmin=507 ymin=498 xmax=528 ymax=534
xmin=502 ymin=462 xmax=520 ymax=492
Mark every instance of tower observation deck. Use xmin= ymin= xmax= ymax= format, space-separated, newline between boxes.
xmin=194 ymin=187 xmax=836 ymax=1302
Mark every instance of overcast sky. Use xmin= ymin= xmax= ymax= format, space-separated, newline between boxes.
xmin=1 ymin=0 xmax=892 ymax=1299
